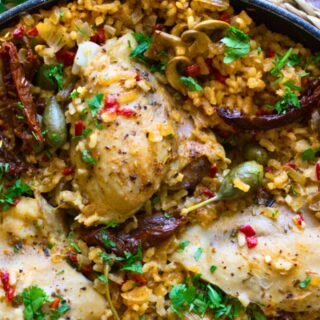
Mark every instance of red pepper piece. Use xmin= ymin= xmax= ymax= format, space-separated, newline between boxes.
xmin=296 ymin=212 xmax=305 ymax=226
xmin=90 ymin=28 xmax=106 ymax=45
xmin=50 ymin=297 xmax=60 ymax=309
xmin=55 ymin=49 xmax=76 ymax=67
xmin=12 ymin=197 xmax=21 ymax=207
xmin=103 ymin=95 xmax=120 ymax=112
xmin=246 ymin=236 xmax=258 ymax=248
xmin=209 ymin=164 xmax=218 ymax=178
xmin=267 ymin=50 xmax=276 ymax=58
xmin=135 ymin=73 xmax=142 ymax=81
xmin=184 ymin=64 xmax=201 ymax=78
xmin=117 ymin=108 xmax=137 ymax=118
xmin=0 ymin=270 xmax=15 ymax=302
xmin=27 ymin=27 xmax=39 ymax=37
xmin=239 ymin=224 xmax=256 ymax=237
xmin=219 ymin=12 xmax=231 ymax=23
xmin=316 ymin=162 xmax=320 ymax=181
xmin=12 ymin=26 xmax=25 ymax=39
xmin=284 ymin=162 xmax=296 ymax=169
xmin=74 ymin=120 xmax=85 ymax=136
xmin=130 ymin=273 xmax=147 ymax=286
xmin=62 ymin=167 xmax=74 ymax=176
xmin=201 ymin=187 xmax=215 ymax=198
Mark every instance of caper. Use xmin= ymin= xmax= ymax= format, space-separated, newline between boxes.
xmin=182 ymin=161 xmax=264 ymax=214
xmin=43 ymin=97 xmax=67 ymax=148
xmin=35 ymin=64 xmax=57 ymax=91
xmin=244 ymin=143 xmax=269 ymax=165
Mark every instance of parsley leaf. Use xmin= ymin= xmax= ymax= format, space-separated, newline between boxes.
xmin=299 ymin=276 xmax=311 ymax=288
xmin=98 ymin=274 xmax=108 ymax=283
xmin=169 ymin=283 xmax=196 ymax=317
xmin=22 ymin=286 xmax=50 ymax=320
xmin=48 ymin=64 xmax=64 ymax=90
xmin=121 ymin=246 xmax=143 ymax=274
xmin=0 ymin=179 xmax=32 ymax=210
xmin=86 ymin=93 xmax=104 ymax=116
xmin=81 ymin=149 xmax=97 ymax=165
xmin=283 ymin=80 xmax=301 ymax=91
xmin=178 ymin=240 xmax=190 ymax=251
xmin=210 ymin=265 xmax=217 ymax=273
xmin=287 ymin=53 xmax=301 ymax=67
xmin=270 ymin=48 xmax=293 ymax=76
xmin=194 ymin=247 xmax=203 ymax=261
xmin=301 ymin=148 xmax=320 ymax=161
xmin=180 ymin=76 xmax=203 ymax=92
xmin=49 ymin=303 xmax=70 ymax=320
xmin=221 ymin=26 xmax=250 ymax=64
xmin=275 ymin=87 xmax=300 ymax=114
xmin=130 ymin=32 xmax=153 ymax=63
xmin=101 ymin=230 xmax=116 ymax=248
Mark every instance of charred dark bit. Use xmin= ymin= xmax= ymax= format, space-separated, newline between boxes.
xmin=169 ymin=156 xmax=211 ymax=191
xmin=216 ymin=79 xmax=320 ymax=130
xmin=81 ymin=213 xmax=186 ymax=256
xmin=1 ymin=42 xmax=43 ymax=142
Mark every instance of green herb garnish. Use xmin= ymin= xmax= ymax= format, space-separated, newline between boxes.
xmin=301 ymin=148 xmax=320 ymax=161
xmin=121 ymin=246 xmax=143 ymax=274
xmin=194 ymin=247 xmax=203 ymax=262
xmin=86 ymin=93 xmax=104 ymax=117
xmin=287 ymin=53 xmax=301 ymax=67
xmin=275 ymin=87 xmax=300 ymax=114
xmin=210 ymin=265 xmax=217 ymax=273
xmin=178 ymin=240 xmax=190 ymax=251
xmin=221 ymin=26 xmax=251 ymax=64
xmin=299 ymin=276 xmax=311 ymax=289
xmin=180 ymin=76 xmax=203 ymax=92
xmin=270 ymin=48 xmax=293 ymax=76
xmin=130 ymin=32 xmax=153 ymax=63
xmin=101 ymin=230 xmax=116 ymax=248
xmin=81 ymin=149 xmax=97 ymax=165
xmin=48 ymin=64 xmax=64 ymax=90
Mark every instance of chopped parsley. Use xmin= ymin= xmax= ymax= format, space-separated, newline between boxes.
xmin=67 ymin=233 xmax=82 ymax=253
xmin=283 ymin=80 xmax=302 ymax=92
xmin=270 ymin=48 xmax=293 ymax=76
xmin=287 ymin=53 xmax=302 ymax=67
xmin=178 ymin=240 xmax=190 ymax=251
xmin=86 ymin=93 xmax=104 ymax=117
xmin=299 ymin=276 xmax=311 ymax=289
xmin=101 ymin=230 xmax=116 ymax=248
xmin=98 ymin=274 xmax=108 ymax=283
xmin=275 ymin=87 xmax=300 ymax=114
xmin=193 ymin=247 xmax=203 ymax=262
xmin=104 ymin=220 xmax=119 ymax=228
xmin=121 ymin=246 xmax=143 ymax=274
xmin=301 ymin=148 xmax=320 ymax=161
xmin=210 ymin=265 xmax=217 ymax=273
xmin=70 ymin=90 xmax=80 ymax=99
xmin=48 ymin=64 xmax=64 ymax=90
xmin=0 ymin=179 xmax=32 ymax=210
xmin=180 ymin=76 xmax=203 ymax=92
xmin=169 ymin=275 xmax=244 ymax=318
xmin=221 ymin=26 xmax=251 ymax=64
xmin=49 ymin=303 xmax=71 ymax=320
xmin=164 ymin=212 xmax=173 ymax=219
xmin=0 ymin=162 xmax=10 ymax=179
xmin=130 ymin=32 xmax=153 ymax=64
xmin=72 ymin=128 xmax=93 ymax=140
xmin=81 ymin=149 xmax=97 ymax=165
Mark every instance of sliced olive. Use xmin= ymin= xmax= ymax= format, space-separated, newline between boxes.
xmin=35 ymin=64 xmax=57 ymax=91
xmin=244 ymin=143 xmax=269 ymax=165
xmin=43 ymin=97 xmax=67 ymax=148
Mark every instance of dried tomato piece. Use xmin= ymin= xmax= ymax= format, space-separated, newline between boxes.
xmin=56 ymin=49 xmax=76 ymax=67
xmin=0 ymin=270 xmax=15 ymax=302
xmin=90 ymin=28 xmax=106 ymax=45
xmin=62 ymin=167 xmax=74 ymax=176
xmin=117 ymin=108 xmax=137 ymax=117
xmin=184 ymin=64 xmax=201 ymax=78
xmin=74 ymin=120 xmax=85 ymax=136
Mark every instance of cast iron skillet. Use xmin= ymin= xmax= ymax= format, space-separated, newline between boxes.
xmin=0 ymin=0 xmax=320 ymax=50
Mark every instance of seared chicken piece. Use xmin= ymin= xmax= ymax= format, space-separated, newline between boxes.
xmin=172 ymin=205 xmax=320 ymax=315
xmin=70 ymin=35 xmax=177 ymax=226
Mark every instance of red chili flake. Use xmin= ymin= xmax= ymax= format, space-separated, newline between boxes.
xmin=130 ymin=273 xmax=147 ymax=286
xmin=135 ymin=73 xmax=142 ymax=81
xmin=154 ymin=23 xmax=164 ymax=31
xmin=62 ymin=167 xmax=74 ymax=176
xmin=27 ymin=27 xmax=39 ymax=37
xmin=239 ymin=224 xmax=256 ymax=237
xmin=212 ymin=68 xmax=227 ymax=85
xmin=219 ymin=12 xmax=231 ymax=23
xmin=296 ymin=212 xmax=305 ymax=226
xmin=0 ymin=270 xmax=15 ymax=302
xmin=239 ymin=225 xmax=258 ymax=249
xmin=284 ymin=162 xmax=296 ymax=169
xmin=55 ymin=49 xmax=76 ymax=67
xmin=12 ymin=26 xmax=25 ymax=39
xmin=209 ymin=164 xmax=218 ymax=178
xmin=66 ymin=252 xmax=78 ymax=265
xmin=265 ymin=166 xmax=273 ymax=173
xmin=90 ymin=27 xmax=106 ymax=45
xmin=74 ymin=120 xmax=85 ymax=136
xmin=12 ymin=197 xmax=21 ymax=207
xmin=246 ymin=236 xmax=258 ymax=248
xmin=50 ymin=297 xmax=60 ymax=309
xmin=201 ymin=187 xmax=215 ymax=198
xmin=79 ymin=263 xmax=93 ymax=274
xmin=103 ymin=95 xmax=120 ymax=112
xmin=117 ymin=108 xmax=137 ymax=118
xmin=316 ymin=161 xmax=320 ymax=181
xmin=184 ymin=64 xmax=201 ymax=78
xmin=267 ymin=50 xmax=276 ymax=58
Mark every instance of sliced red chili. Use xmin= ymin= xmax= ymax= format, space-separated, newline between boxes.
xmin=239 ymin=224 xmax=256 ymax=237
xmin=184 ymin=64 xmax=201 ymax=78
xmin=267 ymin=50 xmax=276 ymax=58
xmin=135 ymin=73 xmax=142 ymax=81
xmin=117 ymin=108 xmax=137 ymax=118
xmin=55 ymin=49 xmax=76 ymax=67
xmin=27 ymin=27 xmax=39 ymax=37
xmin=62 ymin=167 xmax=74 ymax=176
xmin=50 ymin=297 xmax=60 ymax=309
xmin=316 ymin=161 xmax=320 ymax=181
xmin=103 ymin=95 xmax=120 ymax=112
xmin=284 ymin=162 xmax=296 ymax=169
xmin=90 ymin=28 xmax=106 ymax=45
xmin=246 ymin=236 xmax=258 ymax=248
xmin=296 ymin=212 xmax=305 ymax=226
xmin=12 ymin=26 xmax=25 ymax=39
xmin=209 ymin=164 xmax=218 ymax=178
xmin=74 ymin=120 xmax=85 ymax=136
xmin=0 ymin=270 xmax=15 ymax=302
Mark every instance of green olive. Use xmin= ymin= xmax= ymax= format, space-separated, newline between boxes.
xmin=35 ymin=64 xmax=57 ymax=91
xmin=43 ymin=97 xmax=67 ymax=148
xmin=244 ymin=143 xmax=269 ymax=165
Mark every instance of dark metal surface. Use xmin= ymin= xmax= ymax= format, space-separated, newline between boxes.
xmin=0 ymin=0 xmax=320 ymax=50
